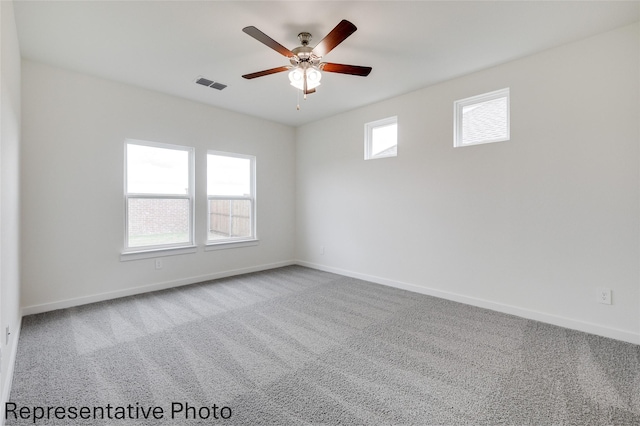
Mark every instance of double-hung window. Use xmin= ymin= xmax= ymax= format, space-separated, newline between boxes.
xmin=207 ymin=151 xmax=256 ymax=245
xmin=124 ymin=140 xmax=194 ymax=252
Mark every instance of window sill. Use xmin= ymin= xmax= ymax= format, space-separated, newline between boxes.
xmin=455 ymin=137 xmax=510 ymax=148
xmin=120 ymin=245 xmax=198 ymax=261
xmin=205 ymin=239 xmax=259 ymax=251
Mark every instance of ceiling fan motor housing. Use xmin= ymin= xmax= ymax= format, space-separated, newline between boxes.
xmin=291 ymin=32 xmax=320 ymax=67
xmin=291 ymin=46 xmax=319 ymax=66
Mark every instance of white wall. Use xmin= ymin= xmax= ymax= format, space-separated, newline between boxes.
xmin=16 ymin=20 xmax=640 ymax=346
xmin=296 ymin=23 xmax=640 ymax=344
xmin=20 ymin=60 xmax=296 ymax=312
xmin=0 ymin=0 xmax=22 ymax=409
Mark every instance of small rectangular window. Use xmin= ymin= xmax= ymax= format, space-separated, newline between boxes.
xmin=454 ymin=88 xmax=510 ymax=147
xmin=124 ymin=140 xmax=194 ymax=251
xmin=365 ymin=116 xmax=398 ymax=160
xmin=207 ymin=151 xmax=256 ymax=244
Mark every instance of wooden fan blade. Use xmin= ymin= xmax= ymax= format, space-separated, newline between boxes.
xmin=242 ymin=26 xmax=296 ymax=58
xmin=242 ymin=66 xmax=290 ymax=79
xmin=320 ymin=63 xmax=372 ymax=76
xmin=312 ymin=20 xmax=357 ymax=58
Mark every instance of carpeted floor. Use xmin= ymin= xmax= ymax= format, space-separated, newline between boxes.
xmin=6 ymin=266 xmax=640 ymax=425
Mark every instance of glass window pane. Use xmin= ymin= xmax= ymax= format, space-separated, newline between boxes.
xmin=127 ymin=144 xmax=189 ymax=194
xmin=365 ymin=116 xmax=398 ymax=160
xmin=462 ymin=96 xmax=508 ymax=145
xmin=127 ymin=198 xmax=190 ymax=248
xmin=371 ymin=123 xmax=398 ymax=157
xmin=207 ymin=154 xmax=251 ymax=196
xmin=208 ymin=199 xmax=252 ymax=241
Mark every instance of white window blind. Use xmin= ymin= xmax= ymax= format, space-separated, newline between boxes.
xmin=454 ymin=88 xmax=510 ymax=147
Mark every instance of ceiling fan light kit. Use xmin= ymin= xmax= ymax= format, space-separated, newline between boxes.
xmin=288 ymin=66 xmax=321 ymax=91
xmin=242 ymin=20 xmax=371 ymax=108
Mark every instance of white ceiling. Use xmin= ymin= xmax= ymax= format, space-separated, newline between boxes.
xmin=13 ymin=1 xmax=640 ymax=127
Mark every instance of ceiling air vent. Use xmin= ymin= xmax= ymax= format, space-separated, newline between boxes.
xmin=195 ymin=76 xmax=227 ymax=90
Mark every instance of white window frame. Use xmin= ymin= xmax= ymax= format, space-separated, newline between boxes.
xmin=454 ymin=88 xmax=510 ymax=147
xmin=122 ymin=139 xmax=195 ymax=259
xmin=364 ymin=116 xmax=398 ymax=160
xmin=206 ymin=150 xmax=257 ymax=249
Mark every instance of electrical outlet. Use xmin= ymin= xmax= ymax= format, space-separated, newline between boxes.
xmin=155 ymin=259 xmax=163 ymax=270
xmin=597 ymin=288 xmax=612 ymax=305
xmin=320 ymin=246 xmax=325 ymax=255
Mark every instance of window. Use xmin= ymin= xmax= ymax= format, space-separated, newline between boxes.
xmin=207 ymin=151 xmax=256 ymax=245
xmin=124 ymin=140 xmax=194 ymax=252
xmin=454 ymin=88 xmax=510 ymax=147
xmin=365 ymin=116 xmax=398 ymax=160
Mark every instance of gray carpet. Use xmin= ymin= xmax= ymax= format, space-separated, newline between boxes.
xmin=7 ymin=266 xmax=640 ymax=425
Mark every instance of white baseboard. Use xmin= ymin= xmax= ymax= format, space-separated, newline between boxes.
xmin=21 ymin=260 xmax=296 ymax=316
xmin=19 ymin=258 xmax=640 ymax=345
xmin=296 ymin=260 xmax=640 ymax=345
xmin=1 ymin=315 xmax=22 ymax=426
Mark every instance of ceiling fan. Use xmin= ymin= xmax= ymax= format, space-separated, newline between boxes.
xmin=242 ymin=20 xmax=372 ymax=97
